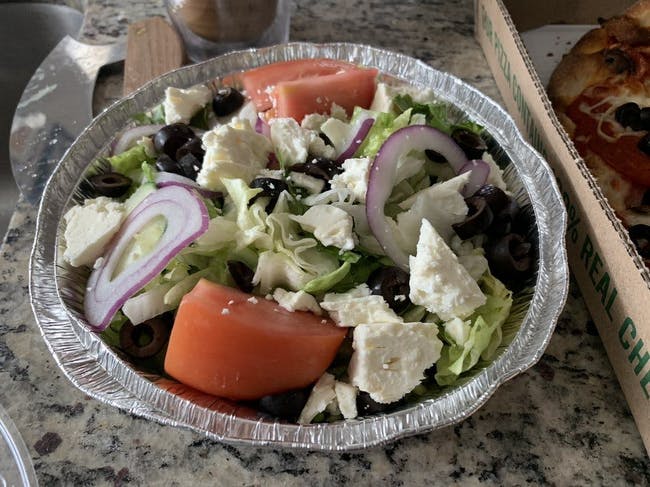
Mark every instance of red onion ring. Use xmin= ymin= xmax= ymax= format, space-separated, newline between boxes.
xmin=458 ymin=159 xmax=490 ymax=197
xmin=366 ymin=125 xmax=468 ymax=270
xmin=111 ymin=124 xmax=163 ymax=155
xmin=336 ymin=117 xmax=375 ymax=163
xmin=155 ymin=172 xmax=222 ymax=200
xmin=255 ymin=115 xmax=271 ymax=137
xmin=84 ymin=185 xmax=209 ymax=331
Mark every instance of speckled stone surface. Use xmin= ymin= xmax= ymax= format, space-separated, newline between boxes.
xmin=1 ymin=0 xmax=649 ymax=485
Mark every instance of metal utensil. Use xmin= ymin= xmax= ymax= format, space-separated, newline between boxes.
xmin=9 ymin=37 xmax=125 ymax=204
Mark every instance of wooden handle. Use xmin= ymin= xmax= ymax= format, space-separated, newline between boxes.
xmin=123 ymin=17 xmax=186 ymax=96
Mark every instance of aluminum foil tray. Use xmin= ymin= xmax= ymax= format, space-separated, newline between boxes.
xmin=30 ymin=43 xmax=568 ymax=451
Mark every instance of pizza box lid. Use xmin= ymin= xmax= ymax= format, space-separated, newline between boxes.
xmin=474 ymin=0 xmax=650 ymax=454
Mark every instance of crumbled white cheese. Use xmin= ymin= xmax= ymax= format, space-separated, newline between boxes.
xmin=334 ymin=381 xmax=358 ymax=419
xmin=450 ymin=235 xmax=489 ymax=281
xmin=301 ymin=113 xmax=330 ymax=131
xmin=298 ymin=373 xmax=337 ymax=424
xmin=163 ymin=84 xmax=212 ymax=125
xmin=272 ymin=288 xmax=322 ymax=315
xmin=62 ymin=197 xmax=125 ymax=267
xmin=329 ymin=157 xmax=372 ymax=203
xmin=348 ymin=321 xmax=443 ymax=403
xmin=409 ymin=219 xmax=486 ymax=321
xmin=269 ymin=117 xmax=311 ymax=166
xmin=482 ymin=152 xmax=508 ymax=191
xmin=329 ymin=102 xmax=349 ymax=121
xmin=287 ymin=172 xmax=326 ymax=194
xmin=290 ymin=205 xmax=356 ymax=250
xmin=320 ymin=293 xmax=402 ymax=327
xmin=197 ymin=118 xmax=272 ymax=192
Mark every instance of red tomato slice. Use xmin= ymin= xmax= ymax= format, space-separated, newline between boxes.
xmin=164 ymin=279 xmax=347 ymax=400
xmin=275 ymin=67 xmax=378 ymax=122
xmin=240 ymin=58 xmax=360 ymax=111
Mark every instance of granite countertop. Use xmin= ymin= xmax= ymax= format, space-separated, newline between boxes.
xmin=1 ymin=0 xmax=649 ymax=485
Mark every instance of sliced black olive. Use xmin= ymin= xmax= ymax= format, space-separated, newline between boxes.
xmin=367 ymin=266 xmax=411 ymax=313
xmin=153 ymin=123 xmax=195 ymax=159
xmin=629 ymin=224 xmax=650 ymax=259
xmin=356 ymin=391 xmax=398 ymax=416
xmin=638 ymin=133 xmax=650 ymax=156
xmin=212 ymin=87 xmax=245 ymax=117
xmin=249 ymin=177 xmax=288 ymax=212
xmin=640 ymin=107 xmax=650 ymax=131
xmin=227 ymin=260 xmax=255 ymax=293
xmin=488 ymin=198 xmax=521 ymax=236
xmin=615 ymin=102 xmax=641 ymax=130
xmin=474 ymin=184 xmax=510 ymax=214
xmin=155 ymin=153 xmax=183 ymax=175
xmin=451 ymin=128 xmax=487 ymax=160
xmin=319 ymin=132 xmax=333 ymax=146
xmin=425 ymin=149 xmax=447 ymax=163
xmin=258 ymin=387 xmax=311 ymax=422
xmin=486 ymin=233 xmax=533 ymax=280
xmin=119 ymin=317 xmax=171 ymax=359
xmin=453 ymin=196 xmax=494 ymax=240
xmin=89 ymin=172 xmax=132 ymax=198
xmin=603 ymin=48 xmax=633 ymax=75
xmin=177 ymin=153 xmax=202 ymax=180
xmin=291 ymin=157 xmax=343 ymax=182
xmin=175 ymin=137 xmax=205 ymax=162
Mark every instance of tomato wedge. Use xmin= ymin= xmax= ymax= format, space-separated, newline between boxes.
xmin=275 ymin=67 xmax=378 ymax=122
xmin=164 ymin=279 xmax=347 ymax=400
xmin=239 ymin=58 xmax=359 ymax=111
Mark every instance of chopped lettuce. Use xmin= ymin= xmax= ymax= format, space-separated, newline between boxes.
xmin=434 ymin=273 xmax=513 ymax=386
xmin=393 ymin=94 xmax=483 ymax=135
xmin=355 ymin=107 xmax=411 ymax=158
xmin=109 ymin=144 xmax=156 ymax=175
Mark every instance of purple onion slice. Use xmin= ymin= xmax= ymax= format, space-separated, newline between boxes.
xmin=366 ymin=125 xmax=468 ymax=269
xmin=154 ymin=171 xmax=221 ymax=199
xmin=458 ymin=159 xmax=490 ymax=197
xmin=84 ymin=185 xmax=209 ymax=331
xmin=111 ymin=124 xmax=163 ymax=155
xmin=336 ymin=117 xmax=375 ymax=163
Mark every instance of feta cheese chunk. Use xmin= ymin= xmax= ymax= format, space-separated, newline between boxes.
xmin=197 ymin=119 xmax=272 ymax=192
xmin=397 ymin=172 xmax=470 ymax=253
xmin=482 ymin=152 xmax=508 ymax=191
xmin=273 ymin=288 xmax=322 ymax=315
xmin=409 ymin=219 xmax=486 ymax=321
xmin=163 ymin=84 xmax=212 ymax=124
xmin=329 ymin=157 xmax=372 ymax=203
xmin=269 ymin=117 xmax=311 ymax=166
xmin=298 ymin=373 xmax=337 ymax=424
xmin=348 ymin=321 xmax=443 ymax=403
xmin=290 ymin=205 xmax=356 ymax=250
xmin=334 ymin=381 xmax=358 ymax=419
xmin=287 ymin=172 xmax=325 ymax=195
xmin=62 ymin=197 xmax=125 ymax=267
xmin=321 ymin=289 xmax=402 ymax=327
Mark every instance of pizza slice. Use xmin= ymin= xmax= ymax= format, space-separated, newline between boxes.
xmin=548 ymin=0 xmax=650 ymax=266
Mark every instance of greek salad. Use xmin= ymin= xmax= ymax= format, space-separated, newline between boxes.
xmin=61 ymin=59 xmax=534 ymax=424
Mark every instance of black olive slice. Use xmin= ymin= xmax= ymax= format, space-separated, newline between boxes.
xmin=486 ymin=233 xmax=533 ymax=280
xmin=640 ymin=107 xmax=650 ymax=131
xmin=629 ymin=224 xmax=650 ymax=259
xmin=451 ymin=128 xmax=487 ymax=160
xmin=177 ymin=153 xmax=202 ymax=180
xmin=488 ymin=198 xmax=521 ymax=236
xmin=452 ymin=196 xmax=494 ymax=240
xmin=89 ymin=172 xmax=132 ymax=198
xmin=367 ymin=266 xmax=411 ymax=313
xmin=424 ymin=149 xmax=447 ymax=163
xmin=291 ymin=157 xmax=343 ymax=182
xmin=175 ymin=137 xmax=205 ymax=162
xmin=638 ymin=133 xmax=650 ymax=156
xmin=153 ymin=123 xmax=195 ymax=159
xmin=615 ymin=102 xmax=641 ymax=130
xmin=227 ymin=260 xmax=255 ymax=293
xmin=119 ymin=317 xmax=171 ymax=359
xmin=212 ymin=87 xmax=245 ymax=117
xmin=356 ymin=391 xmax=400 ymax=416
xmin=258 ymin=387 xmax=311 ymax=422
xmin=249 ymin=177 xmax=288 ymax=212
xmin=474 ymin=184 xmax=510 ymax=214
xmin=155 ymin=153 xmax=183 ymax=175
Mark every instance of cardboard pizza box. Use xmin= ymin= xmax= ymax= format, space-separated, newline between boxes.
xmin=474 ymin=0 xmax=650 ymax=453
